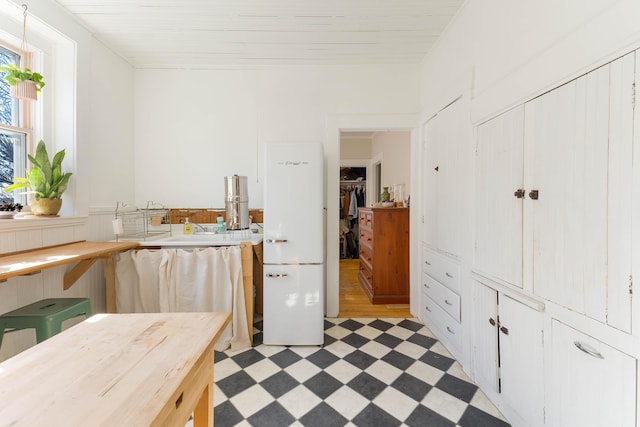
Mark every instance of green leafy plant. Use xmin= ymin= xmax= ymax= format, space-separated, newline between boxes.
xmin=3 ymin=140 xmax=72 ymax=199
xmin=0 ymin=63 xmax=45 ymax=93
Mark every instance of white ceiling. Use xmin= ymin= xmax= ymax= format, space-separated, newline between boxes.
xmin=52 ymin=0 xmax=464 ymax=68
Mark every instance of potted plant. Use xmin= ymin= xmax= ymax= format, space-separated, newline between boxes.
xmin=0 ymin=200 xmax=23 ymax=219
xmin=2 ymin=140 xmax=72 ymax=216
xmin=0 ymin=63 xmax=45 ymax=101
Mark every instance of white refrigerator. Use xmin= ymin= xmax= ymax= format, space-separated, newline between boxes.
xmin=263 ymin=142 xmax=324 ymax=345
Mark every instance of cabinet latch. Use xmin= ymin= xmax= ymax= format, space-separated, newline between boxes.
xmin=529 ymin=189 xmax=539 ymax=200
xmin=513 ymin=189 xmax=525 ymax=199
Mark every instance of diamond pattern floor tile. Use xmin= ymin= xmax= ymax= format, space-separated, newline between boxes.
xmin=207 ymin=318 xmax=510 ymax=427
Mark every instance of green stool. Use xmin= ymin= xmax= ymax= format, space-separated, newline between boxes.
xmin=0 ymin=298 xmax=92 ymax=347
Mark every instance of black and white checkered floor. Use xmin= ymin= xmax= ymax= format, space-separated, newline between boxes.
xmin=196 ymin=318 xmax=511 ymax=427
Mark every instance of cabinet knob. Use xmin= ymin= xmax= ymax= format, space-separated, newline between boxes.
xmin=489 ymin=318 xmax=496 ymax=326
xmin=514 ymin=189 xmax=525 ymax=198
xmin=529 ymin=189 xmax=539 ymax=200
xmin=435 ymin=166 xmax=439 ymax=171
xmin=500 ymin=326 xmax=509 ymax=335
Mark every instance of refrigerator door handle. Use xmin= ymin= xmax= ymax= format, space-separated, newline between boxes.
xmin=266 ymin=239 xmax=288 ymax=244
xmin=266 ymin=273 xmax=288 ymax=278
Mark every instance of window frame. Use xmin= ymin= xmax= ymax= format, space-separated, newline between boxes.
xmin=0 ymin=40 xmax=33 ymax=206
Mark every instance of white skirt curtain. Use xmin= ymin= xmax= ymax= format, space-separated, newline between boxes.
xmin=115 ymin=247 xmax=250 ymax=351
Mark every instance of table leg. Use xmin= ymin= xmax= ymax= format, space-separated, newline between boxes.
xmin=103 ymin=255 xmax=116 ymax=313
xmin=193 ymin=349 xmax=214 ymax=427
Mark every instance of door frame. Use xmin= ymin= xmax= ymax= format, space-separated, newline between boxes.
xmin=326 ymin=113 xmax=418 ymax=317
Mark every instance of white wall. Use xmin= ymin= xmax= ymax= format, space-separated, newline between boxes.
xmin=371 ymin=131 xmax=411 ymax=199
xmin=340 ymin=137 xmax=371 ymax=160
xmin=420 ymin=0 xmax=640 ymax=121
xmin=89 ymin=40 xmax=135 ymax=209
xmin=134 ymin=65 xmax=419 ymax=209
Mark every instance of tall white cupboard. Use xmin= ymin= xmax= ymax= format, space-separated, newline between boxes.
xmin=421 ymin=50 xmax=639 ymax=426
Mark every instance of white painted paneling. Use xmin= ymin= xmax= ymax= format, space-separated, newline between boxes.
xmin=53 ymin=0 xmax=464 ymax=67
xmin=549 ymin=319 xmax=636 ymax=427
xmin=525 ymin=67 xmax=609 ymax=322
xmin=607 ymin=53 xmax=634 ymax=332
xmin=474 ymin=105 xmax=524 ymax=289
xmin=499 ymin=295 xmax=544 ymax=427
xmin=472 ymin=282 xmax=498 ymax=393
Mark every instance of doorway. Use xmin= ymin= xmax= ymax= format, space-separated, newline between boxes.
xmin=338 ymin=130 xmax=412 ymax=318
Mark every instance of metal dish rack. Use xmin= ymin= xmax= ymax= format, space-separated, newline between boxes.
xmin=114 ymin=201 xmax=172 ymax=241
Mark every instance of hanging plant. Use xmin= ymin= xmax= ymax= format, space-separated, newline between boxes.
xmin=0 ymin=63 xmax=44 ymax=100
xmin=0 ymin=4 xmax=44 ymax=101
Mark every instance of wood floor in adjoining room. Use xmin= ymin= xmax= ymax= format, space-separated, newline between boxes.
xmin=338 ymin=259 xmax=412 ymax=318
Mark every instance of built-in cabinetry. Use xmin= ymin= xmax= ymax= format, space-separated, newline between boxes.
xmin=473 ymin=282 xmax=544 ymax=427
xmin=548 ymin=320 xmax=636 ymax=427
xmin=421 ymin=247 xmax=462 ymax=356
xmin=467 ymin=51 xmax=638 ymax=425
xmin=358 ymin=207 xmax=409 ymax=304
xmin=475 ymin=52 xmax=634 ymax=332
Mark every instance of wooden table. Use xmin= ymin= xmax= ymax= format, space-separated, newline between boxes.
xmin=0 ymin=241 xmax=139 ymax=313
xmin=0 ymin=312 xmax=230 ymax=426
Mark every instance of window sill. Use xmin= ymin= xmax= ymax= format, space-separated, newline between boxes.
xmin=0 ymin=215 xmax=88 ymax=232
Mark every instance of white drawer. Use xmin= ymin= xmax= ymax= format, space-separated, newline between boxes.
xmin=422 ymin=274 xmax=460 ymax=322
xmin=421 ymin=294 xmax=462 ymax=352
xmin=422 ymin=248 xmax=460 ymax=292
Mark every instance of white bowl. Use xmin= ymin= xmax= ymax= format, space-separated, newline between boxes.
xmin=381 ymin=202 xmax=394 ymax=208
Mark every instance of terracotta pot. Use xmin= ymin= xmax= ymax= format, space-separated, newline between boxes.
xmin=30 ymin=198 xmax=62 ymax=216
xmin=10 ymin=80 xmax=38 ymax=101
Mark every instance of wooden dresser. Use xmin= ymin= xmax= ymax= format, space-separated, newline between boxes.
xmin=358 ymin=207 xmax=409 ymax=304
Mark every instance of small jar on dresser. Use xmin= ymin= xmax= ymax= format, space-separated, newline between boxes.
xmin=358 ymin=207 xmax=409 ymax=304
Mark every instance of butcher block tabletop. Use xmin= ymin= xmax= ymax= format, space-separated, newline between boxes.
xmin=0 ymin=312 xmax=231 ymax=427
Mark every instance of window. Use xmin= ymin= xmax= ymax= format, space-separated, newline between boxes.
xmin=0 ymin=44 xmax=29 ymax=205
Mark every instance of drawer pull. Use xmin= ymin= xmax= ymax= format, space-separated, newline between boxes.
xmin=175 ymin=391 xmax=184 ymax=409
xmin=574 ymin=341 xmax=604 ymax=359
xmin=444 ymin=299 xmax=453 ymax=306
xmin=266 ymin=273 xmax=288 ymax=278
xmin=423 ymin=282 xmax=430 ymax=289
xmin=445 ymin=272 xmax=453 ymax=278
xmin=446 ymin=326 xmax=455 ymax=334
xmin=425 ymin=306 xmax=432 ymax=312
xmin=266 ymin=239 xmax=288 ymax=244
xmin=489 ymin=318 xmax=496 ymax=326
xmin=500 ymin=326 xmax=509 ymax=335
xmin=425 ymin=260 xmax=431 ymax=266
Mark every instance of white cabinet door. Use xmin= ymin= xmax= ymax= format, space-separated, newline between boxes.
xmin=436 ymin=100 xmax=466 ymax=257
xmin=422 ymin=97 xmax=467 ymax=258
xmin=475 ymin=105 xmax=524 ymax=288
xmin=549 ymin=320 xmax=636 ymax=427
xmin=472 ymin=282 xmax=499 ymax=392
xmin=499 ymin=295 xmax=544 ymax=427
xmin=524 ymin=53 xmax=634 ymax=331
xmin=422 ymin=120 xmax=439 ymax=248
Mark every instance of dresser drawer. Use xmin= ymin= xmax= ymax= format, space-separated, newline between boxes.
xmin=359 ymin=209 xmax=373 ymax=230
xmin=358 ymin=264 xmax=374 ymax=297
xmin=422 ymin=248 xmax=460 ymax=293
xmin=359 ymin=228 xmax=374 ymax=249
xmin=359 ymin=245 xmax=373 ymax=271
xmin=422 ymin=294 xmax=462 ymax=352
xmin=422 ymin=274 xmax=460 ymax=322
